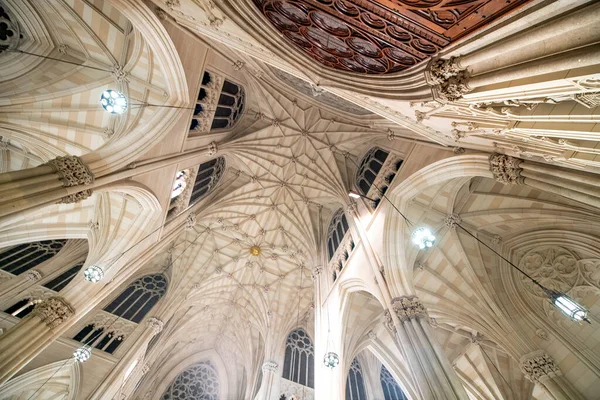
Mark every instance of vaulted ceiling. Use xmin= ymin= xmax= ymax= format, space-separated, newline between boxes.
xmin=252 ymin=0 xmax=532 ymax=74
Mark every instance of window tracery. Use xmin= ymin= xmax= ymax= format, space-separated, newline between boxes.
xmin=327 ymin=208 xmax=353 ymax=281
xmin=43 ymin=262 xmax=84 ymax=292
xmin=346 ymin=357 xmax=366 ymax=400
xmin=380 ymin=365 xmax=407 ymax=400
xmin=161 ymin=360 xmax=220 ymax=400
xmin=355 ymin=148 xmax=403 ymax=207
xmin=0 ymin=240 xmax=67 ymax=275
xmin=190 ymin=157 xmax=225 ymax=204
xmin=72 ymin=274 xmax=167 ymax=354
xmin=103 ymin=274 xmax=167 ymax=323
xmin=283 ymin=328 xmax=314 ymax=388
xmin=189 ymin=71 xmax=245 ymax=134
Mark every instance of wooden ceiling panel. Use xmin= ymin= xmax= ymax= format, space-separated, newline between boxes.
xmin=253 ymin=0 xmax=532 ymax=74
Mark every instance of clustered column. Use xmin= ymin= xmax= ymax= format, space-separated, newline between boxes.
xmin=254 ymin=360 xmax=279 ymax=400
xmin=385 ymin=296 xmax=468 ymax=400
xmin=520 ymin=351 xmax=584 ymax=400
xmin=489 ymin=153 xmax=600 ymax=208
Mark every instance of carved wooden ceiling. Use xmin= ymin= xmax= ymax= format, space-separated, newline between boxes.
xmin=253 ymin=0 xmax=532 ymax=74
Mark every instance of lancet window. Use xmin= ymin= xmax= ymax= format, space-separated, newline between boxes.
xmin=103 ymin=274 xmax=167 ymax=322
xmin=190 ymin=157 xmax=225 ymax=203
xmin=4 ymin=298 xmax=41 ymax=318
xmin=189 ymin=71 xmax=244 ymax=133
xmin=355 ymin=148 xmax=403 ymax=207
xmin=161 ymin=360 xmax=220 ymax=400
xmin=72 ymin=274 xmax=167 ymax=354
xmin=380 ymin=365 xmax=408 ymax=400
xmin=282 ymin=328 xmax=314 ymax=388
xmin=0 ymin=240 xmax=66 ymax=275
xmin=43 ymin=262 xmax=84 ymax=292
xmin=346 ymin=357 xmax=367 ymax=400
xmin=327 ymin=208 xmax=354 ymax=281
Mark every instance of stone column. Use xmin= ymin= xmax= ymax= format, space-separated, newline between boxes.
xmin=489 ymin=153 xmax=600 ymax=209
xmin=520 ymin=351 xmax=584 ymax=400
xmin=89 ymin=317 xmax=164 ymax=400
xmin=0 ymin=296 xmax=75 ymax=384
xmin=254 ymin=360 xmax=280 ymax=400
xmin=385 ymin=296 xmax=468 ymax=400
xmin=0 ymin=155 xmax=94 ymax=220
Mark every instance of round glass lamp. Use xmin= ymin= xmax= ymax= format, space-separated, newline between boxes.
xmin=73 ymin=347 xmax=92 ymax=363
xmin=323 ymin=352 xmax=339 ymax=369
xmin=411 ymin=227 xmax=436 ymax=249
xmin=83 ymin=265 xmax=104 ymax=283
xmin=100 ymin=90 xmax=127 ymax=114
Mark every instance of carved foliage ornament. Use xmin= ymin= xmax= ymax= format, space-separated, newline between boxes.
xmin=45 ymin=156 xmax=94 ymax=187
xmin=391 ymin=295 xmax=428 ymax=321
xmin=33 ymin=296 xmax=75 ymax=328
xmin=519 ymin=351 xmax=561 ymax=382
xmin=489 ymin=153 xmax=524 ymax=185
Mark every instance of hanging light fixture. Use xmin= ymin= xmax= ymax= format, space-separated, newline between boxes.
xmin=411 ymin=227 xmax=436 ymax=250
xmin=100 ymin=90 xmax=128 ymax=115
xmin=73 ymin=346 xmax=92 ymax=363
xmin=544 ymin=288 xmax=590 ymax=323
xmin=323 ymin=351 xmax=340 ymax=369
xmin=83 ymin=265 xmax=104 ymax=283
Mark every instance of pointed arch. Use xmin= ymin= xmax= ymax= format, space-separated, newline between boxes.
xmin=0 ymin=359 xmax=80 ymax=399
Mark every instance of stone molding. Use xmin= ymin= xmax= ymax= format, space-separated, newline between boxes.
xmin=33 ymin=296 xmax=75 ymax=328
xmin=262 ymin=360 xmax=278 ymax=372
xmin=489 ymin=153 xmax=524 ymax=185
xmin=45 ymin=156 xmax=94 ymax=187
xmin=146 ymin=317 xmax=164 ymax=335
xmin=24 ymin=270 xmax=42 ymax=281
xmin=520 ymin=351 xmax=561 ymax=382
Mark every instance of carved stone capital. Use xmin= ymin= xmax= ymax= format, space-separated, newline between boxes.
xmin=33 ymin=296 xmax=75 ymax=328
xmin=489 ymin=153 xmax=524 ymax=185
xmin=262 ymin=360 xmax=278 ymax=373
xmin=185 ymin=213 xmax=197 ymax=231
xmin=390 ymin=295 xmax=428 ymax=322
xmin=429 ymin=56 xmax=463 ymax=84
xmin=25 ymin=270 xmax=43 ymax=281
xmin=207 ymin=142 xmax=218 ymax=156
xmin=437 ymin=71 xmax=471 ymax=102
xmin=520 ymin=351 xmax=561 ymax=383
xmin=45 ymin=156 xmax=94 ymax=187
xmin=57 ymin=189 xmax=93 ymax=204
xmin=146 ymin=317 xmax=164 ymax=335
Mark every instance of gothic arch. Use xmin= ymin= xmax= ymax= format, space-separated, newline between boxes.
xmin=0 ymin=359 xmax=81 ymax=399
xmin=149 ymin=349 xmax=230 ymax=400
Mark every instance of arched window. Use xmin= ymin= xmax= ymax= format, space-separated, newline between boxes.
xmin=282 ymin=328 xmax=314 ymax=388
xmin=103 ymin=274 xmax=168 ymax=323
xmin=380 ymin=365 xmax=408 ymax=400
xmin=43 ymin=261 xmax=84 ymax=292
xmin=4 ymin=298 xmax=41 ymax=318
xmin=72 ymin=274 xmax=167 ymax=354
xmin=189 ymin=71 xmax=244 ymax=133
xmin=0 ymin=240 xmax=66 ymax=275
xmin=346 ymin=357 xmax=366 ymax=400
xmin=327 ymin=209 xmax=350 ymax=261
xmin=355 ymin=148 xmax=403 ymax=206
xmin=212 ymin=80 xmax=244 ymax=130
xmin=161 ymin=360 xmax=220 ymax=400
xmin=190 ymin=157 xmax=225 ymax=204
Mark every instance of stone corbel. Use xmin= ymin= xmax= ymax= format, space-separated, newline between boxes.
xmin=32 ymin=296 xmax=75 ymax=328
xmin=146 ymin=317 xmax=164 ymax=335
xmin=426 ymin=57 xmax=472 ymax=102
xmin=519 ymin=351 xmax=561 ymax=383
xmin=489 ymin=153 xmax=524 ymax=185
xmin=390 ymin=295 xmax=428 ymax=322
